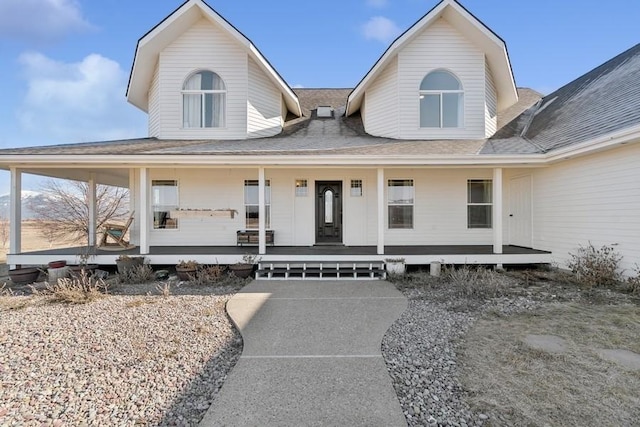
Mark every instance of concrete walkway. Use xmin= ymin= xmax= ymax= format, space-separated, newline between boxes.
xmin=200 ymin=280 xmax=408 ymax=427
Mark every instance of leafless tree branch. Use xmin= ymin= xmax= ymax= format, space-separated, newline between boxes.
xmin=27 ymin=179 xmax=129 ymax=245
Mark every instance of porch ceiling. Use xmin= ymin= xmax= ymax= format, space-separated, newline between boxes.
xmin=10 ymin=167 xmax=129 ymax=187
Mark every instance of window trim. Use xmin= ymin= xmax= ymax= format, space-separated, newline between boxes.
xmin=152 ymin=179 xmax=179 ymax=231
xmin=387 ymin=179 xmax=414 ymax=230
xmin=467 ymin=179 xmax=493 ymax=229
xmin=182 ymin=70 xmax=227 ymax=129
xmin=244 ymin=179 xmax=271 ymax=230
xmin=295 ymin=179 xmax=308 ymax=197
xmin=350 ymin=179 xmax=363 ymax=197
xmin=419 ymin=69 xmax=464 ymax=129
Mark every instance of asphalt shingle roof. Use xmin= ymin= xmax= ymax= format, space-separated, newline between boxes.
xmin=0 ymin=88 xmax=540 ymax=158
xmin=484 ymin=43 xmax=640 ymax=154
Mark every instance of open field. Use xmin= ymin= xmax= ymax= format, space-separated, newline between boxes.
xmin=0 ymin=220 xmax=84 ymax=264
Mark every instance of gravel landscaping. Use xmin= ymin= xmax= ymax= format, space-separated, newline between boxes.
xmin=0 ymin=286 xmax=242 ymax=426
xmin=2 ymin=265 xmax=638 ymax=426
xmin=382 ymin=268 xmax=640 ymax=427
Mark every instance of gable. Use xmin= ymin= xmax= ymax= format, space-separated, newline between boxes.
xmin=126 ymin=0 xmax=300 ymax=117
xmin=347 ymin=0 xmax=517 ymax=116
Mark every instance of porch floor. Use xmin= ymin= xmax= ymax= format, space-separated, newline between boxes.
xmin=11 ymin=245 xmax=551 ymax=267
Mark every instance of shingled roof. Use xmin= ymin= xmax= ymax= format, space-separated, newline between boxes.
xmin=0 ymin=88 xmax=539 ymax=158
xmin=484 ymin=43 xmax=640 ymax=154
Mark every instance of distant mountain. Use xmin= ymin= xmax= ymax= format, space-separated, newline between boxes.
xmin=0 ymin=191 xmax=50 ymax=220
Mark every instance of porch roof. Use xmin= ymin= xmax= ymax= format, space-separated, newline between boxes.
xmin=0 ymin=89 xmax=539 ymax=159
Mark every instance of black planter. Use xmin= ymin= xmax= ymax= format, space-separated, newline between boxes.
xmin=9 ymin=268 xmax=41 ymax=285
xmin=229 ymin=264 xmax=254 ymax=278
xmin=175 ymin=266 xmax=197 ymax=281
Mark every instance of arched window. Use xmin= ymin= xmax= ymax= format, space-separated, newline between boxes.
xmin=182 ymin=71 xmax=226 ymax=128
xmin=419 ymin=70 xmax=463 ymax=128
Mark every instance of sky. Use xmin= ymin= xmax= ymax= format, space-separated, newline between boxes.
xmin=0 ymin=0 xmax=639 ymax=194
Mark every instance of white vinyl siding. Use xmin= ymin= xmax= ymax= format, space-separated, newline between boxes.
xmin=384 ymin=169 xmax=493 ymax=245
xmin=148 ymin=66 xmax=161 ymax=137
xmin=485 ymin=61 xmax=498 ymax=137
xmin=531 ymin=144 xmax=640 ymax=276
xmin=397 ymin=19 xmax=486 ymax=139
xmin=247 ymin=57 xmax=283 ymax=138
xmin=364 ymin=56 xmax=399 ymax=137
xmin=157 ymin=18 xmax=247 ymax=139
xmin=145 ymin=167 xmax=498 ymax=248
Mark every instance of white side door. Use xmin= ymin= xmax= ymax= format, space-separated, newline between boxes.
xmin=509 ymin=175 xmax=532 ymax=248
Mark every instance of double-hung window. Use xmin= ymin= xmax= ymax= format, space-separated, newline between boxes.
xmin=467 ymin=179 xmax=492 ymax=228
xmin=244 ymin=180 xmax=271 ymax=229
xmin=388 ymin=179 xmax=414 ymax=229
xmin=182 ymin=70 xmax=226 ymax=128
xmin=152 ymin=180 xmax=178 ymax=229
xmin=420 ymin=70 xmax=464 ymax=128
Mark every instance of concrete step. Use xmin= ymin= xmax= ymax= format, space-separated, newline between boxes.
xmin=256 ymin=261 xmax=386 ymax=280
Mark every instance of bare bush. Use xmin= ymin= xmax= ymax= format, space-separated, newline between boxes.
xmin=41 ymin=271 xmax=108 ymax=304
xmin=188 ymin=264 xmax=225 ymax=286
xmin=445 ymin=265 xmax=512 ymax=299
xmin=156 ymin=282 xmax=171 ymax=297
xmin=626 ymin=265 xmax=640 ymax=295
xmin=567 ymin=243 xmax=622 ymax=288
xmin=117 ymin=264 xmax=155 ymax=284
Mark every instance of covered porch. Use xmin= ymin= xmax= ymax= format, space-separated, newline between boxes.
xmin=4 ymin=160 xmax=550 ymax=268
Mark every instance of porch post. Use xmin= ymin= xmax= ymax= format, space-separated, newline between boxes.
xmin=377 ymin=168 xmax=385 ymax=255
xmin=88 ymin=173 xmax=97 ymax=247
xmin=9 ymin=167 xmax=22 ymax=256
xmin=493 ymin=167 xmax=503 ymax=255
xmin=139 ymin=168 xmax=149 ymax=255
xmin=258 ymin=166 xmax=266 ymax=255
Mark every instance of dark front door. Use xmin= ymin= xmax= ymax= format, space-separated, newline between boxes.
xmin=316 ymin=181 xmax=343 ymax=243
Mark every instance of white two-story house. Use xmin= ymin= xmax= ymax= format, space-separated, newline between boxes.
xmin=2 ymin=0 xmax=640 ymax=276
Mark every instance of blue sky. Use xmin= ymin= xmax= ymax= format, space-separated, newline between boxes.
xmin=0 ymin=0 xmax=638 ymax=194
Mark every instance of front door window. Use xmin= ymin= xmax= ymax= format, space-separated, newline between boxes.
xmin=324 ymin=189 xmax=334 ymax=223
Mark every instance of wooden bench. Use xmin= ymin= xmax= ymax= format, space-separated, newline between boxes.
xmin=237 ymin=230 xmax=274 ymax=246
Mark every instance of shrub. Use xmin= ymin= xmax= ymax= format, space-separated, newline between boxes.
xmin=156 ymin=282 xmax=171 ymax=297
xmin=117 ymin=264 xmax=155 ymax=284
xmin=182 ymin=264 xmax=226 ymax=286
xmin=626 ymin=264 xmax=640 ymax=295
xmin=177 ymin=260 xmax=199 ymax=269
xmin=42 ymin=270 xmax=108 ymax=304
xmin=445 ymin=265 xmax=511 ymax=299
xmin=567 ymin=243 xmax=622 ymax=288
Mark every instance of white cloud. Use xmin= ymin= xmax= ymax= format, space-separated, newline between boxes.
xmin=362 ymin=16 xmax=401 ymax=43
xmin=366 ymin=0 xmax=388 ymax=8
xmin=0 ymin=0 xmax=93 ymax=43
xmin=292 ymin=84 xmax=305 ymax=89
xmin=17 ymin=52 xmax=146 ymax=143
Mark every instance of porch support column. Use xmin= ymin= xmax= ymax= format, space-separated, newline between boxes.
xmin=9 ymin=167 xmax=22 ymax=256
xmin=88 ymin=173 xmax=97 ymax=247
xmin=139 ymin=168 xmax=149 ymax=255
xmin=258 ymin=166 xmax=266 ymax=255
xmin=493 ymin=167 xmax=503 ymax=255
xmin=377 ymin=168 xmax=385 ymax=255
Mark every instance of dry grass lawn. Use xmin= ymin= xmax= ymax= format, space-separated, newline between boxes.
xmin=460 ymin=303 xmax=640 ymax=426
xmin=0 ymin=220 xmax=84 ymax=263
